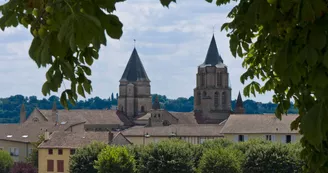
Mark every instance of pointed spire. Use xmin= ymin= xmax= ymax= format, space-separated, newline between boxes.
xmin=20 ymin=103 xmax=26 ymax=123
xmin=234 ymin=91 xmax=245 ymax=114
xmin=152 ymin=96 xmax=161 ymax=110
xmin=120 ymin=48 xmax=150 ymax=82
xmin=201 ymin=35 xmax=224 ymax=66
xmin=236 ymin=91 xmax=243 ymax=108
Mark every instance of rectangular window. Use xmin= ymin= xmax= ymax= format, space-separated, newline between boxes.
xmin=48 ymin=149 xmax=53 ymax=155
xmin=200 ymin=138 xmax=206 ymax=144
xmin=70 ymin=149 xmax=76 ymax=155
xmin=58 ymin=149 xmax=63 ymax=155
xmin=57 ymin=160 xmax=64 ymax=172
xmin=286 ymin=135 xmax=292 ymax=143
xmin=266 ymin=135 xmax=272 ymax=141
xmin=47 ymin=160 xmax=54 ymax=172
xmin=238 ymin=135 xmax=244 ymax=142
xmin=10 ymin=148 xmax=19 ymax=156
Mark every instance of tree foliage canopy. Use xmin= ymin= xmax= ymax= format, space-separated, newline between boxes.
xmin=94 ymin=145 xmax=135 ymax=173
xmin=0 ymin=150 xmax=14 ymax=173
xmin=69 ymin=141 xmax=107 ymax=173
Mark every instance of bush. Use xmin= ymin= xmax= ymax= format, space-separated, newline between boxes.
xmin=0 ymin=150 xmax=14 ymax=173
xmin=138 ymin=139 xmax=195 ymax=173
xmin=69 ymin=141 xmax=107 ymax=173
xmin=201 ymin=138 xmax=234 ymax=150
xmin=10 ymin=162 xmax=37 ymax=173
xmin=95 ymin=146 xmax=135 ymax=173
xmin=198 ymin=147 xmax=243 ymax=173
xmin=233 ymin=138 xmax=270 ymax=153
xmin=243 ymin=142 xmax=304 ymax=173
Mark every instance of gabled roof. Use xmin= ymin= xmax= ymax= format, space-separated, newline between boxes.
xmin=199 ymin=35 xmax=226 ymax=68
xmin=120 ymin=48 xmax=150 ymax=82
xmin=220 ymin=114 xmax=299 ymax=134
xmin=38 ymin=131 xmax=109 ymax=149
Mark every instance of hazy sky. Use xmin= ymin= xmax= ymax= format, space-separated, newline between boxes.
xmin=0 ymin=0 xmax=274 ymax=102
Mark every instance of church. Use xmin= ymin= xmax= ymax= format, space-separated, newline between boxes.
xmin=117 ymin=34 xmax=245 ymax=126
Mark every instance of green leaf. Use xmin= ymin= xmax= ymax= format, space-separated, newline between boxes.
xmin=300 ymin=103 xmax=323 ymax=148
xmin=242 ymin=42 xmax=249 ymax=51
xmin=237 ymin=45 xmax=243 ymax=57
xmin=309 ymin=27 xmax=326 ymax=50
xmin=40 ymin=35 xmax=52 ymax=66
xmin=160 ymin=0 xmax=176 ymax=7
xmin=229 ymin=35 xmax=238 ymax=57
xmin=323 ymin=51 xmax=328 ymax=68
xmin=41 ymin=82 xmax=50 ymax=96
xmin=102 ymin=14 xmax=123 ymax=39
xmin=77 ymin=84 xmax=86 ymax=97
xmin=60 ymin=91 xmax=68 ymax=109
xmin=49 ymin=32 xmax=69 ymax=58
xmin=61 ymin=61 xmax=75 ymax=79
xmin=46 ymin=67 xmax=54 ymax=82
xmin=83 ymin=80 xmax=92 ymax=94
xmin=29 ymin=37 xmax=42 ymax=67
xmin=81 ymin=65 xmax=92 ymax=76
xmin=301 ymin=0 xmax=315 ymax=21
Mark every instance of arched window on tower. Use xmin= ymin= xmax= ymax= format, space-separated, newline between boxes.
xmin=222 ymin=92 xmax=226 ymax=108
xmin=197 ymin=92 xmax=201 ymax=105
xmin=201 ymin=73 xmax=205 ymax=87
xmin=214 ymin=92 xmax=219 ymax=108
xmin=217 ymin=72 xmax=222 ymax=87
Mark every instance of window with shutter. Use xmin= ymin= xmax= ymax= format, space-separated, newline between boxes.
xmin=47 ymin=160 xmax=54 ymax=172
xmin=48 ymin=149 xmax=53 ymax=155
xmin=58 ymin=149 xmax=63 ymax=155
xmin=57 ymin=160 xmax=64 ymax=172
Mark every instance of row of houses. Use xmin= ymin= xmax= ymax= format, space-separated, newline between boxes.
xmin=0 ymin=102 xmax=300 ymax=173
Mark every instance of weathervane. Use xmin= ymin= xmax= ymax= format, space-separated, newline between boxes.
xmin=134 ymin=39 xmax=136 ymax=48
xmin=213 ymin=25 xmax=215 ymax=34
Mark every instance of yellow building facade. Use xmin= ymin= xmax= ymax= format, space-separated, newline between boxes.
xmin=0 ymin=140 xmax=33 ymax=162
xmin=38 ymin=148 xmax=73 ymax=173
xmin=224 ymin=133 xmax=301 ymax=143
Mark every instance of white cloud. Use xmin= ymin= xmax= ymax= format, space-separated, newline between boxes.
xmin=0 ymin=0 xmax=274 ymax=102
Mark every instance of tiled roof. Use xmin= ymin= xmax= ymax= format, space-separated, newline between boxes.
xmin=0 ymin=121 xmax=74 ymax=143
xmin=169 ymin=112 xmax=198 ymax=124
xmin=220 ymin=114 xmax=299 ymax=134
xmin=111 ymin=132 xmax=132 ymax=145
xmin=199 ymin=35 xmax=226 ymax=68
xmin=122 ymin=124 xmax=224 ymax=137
xmin=38 ymin=131 xmax=109 ymax=149
xmin=0 ymin=109 xmax=132 ymax=143
xmin=120 ymin=48 xmax=150 ymax=82
xmin=39 ymin=109 xmax=132 ymax=125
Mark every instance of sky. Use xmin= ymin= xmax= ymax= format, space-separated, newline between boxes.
xmin=0 ymin=0 xmax=274 ymax=102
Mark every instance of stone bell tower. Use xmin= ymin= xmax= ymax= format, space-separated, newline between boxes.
xmin=118 ymin=48 xmax=152 ymax=119
xmin=194 ymin=35 xmax=232 ymax=123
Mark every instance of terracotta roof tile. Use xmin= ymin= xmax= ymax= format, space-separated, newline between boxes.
xmin=38 ymin=131 xmax=109 ymax=149
xmin=220 ymin=114 xmax=299 ymax=134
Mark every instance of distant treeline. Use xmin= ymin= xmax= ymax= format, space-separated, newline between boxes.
xmin=0 ymin=94 xmax=298 ymax=123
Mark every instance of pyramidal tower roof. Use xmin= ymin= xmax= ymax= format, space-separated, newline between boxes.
xmin=199 ymin=35 xmax=225 ymax=67
xmin=120 ymin=48 xmax=150 ymax=82
xmin=236 ymin=91 xmax=244 ymax=108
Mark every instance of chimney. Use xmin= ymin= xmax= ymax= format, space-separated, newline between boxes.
xmin=44 ymin=129 xmax=50 ymax=141
xmin=108 ymin=132 xmax=114 ymax=144
xmin=51 ymin=101 xmax=58 ymax=124
xmin=20 ymin=103 xmax=26 ymax=123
